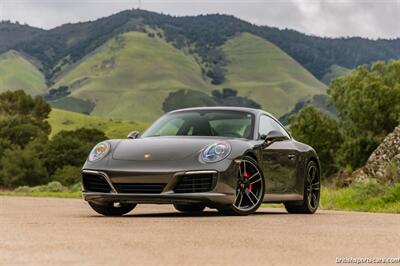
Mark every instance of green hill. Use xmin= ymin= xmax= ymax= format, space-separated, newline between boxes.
xmin=53 ymin=32 xmax=210 ymax=122
xmin=48 ymin=108 xmax=148 ymax=139
xmin=0 ymin=50 xmax=47 ymax=95
xmin=220 ymin=33 xmax=327 ymax=115
xmin=51 ymin=32 xmax=326 ymax=121
xmin=321 ymin=65 xmax=351 ymax=85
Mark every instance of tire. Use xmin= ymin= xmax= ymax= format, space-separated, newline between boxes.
xmin=284 ymin=160 xmax=320 ymax=214
xmin=174 ymin=203 xmax=206 ymax=214
xmin=218 ymin=156 xmax=265 ymax=216
xmin=88 ymin=201 xmax=136 ymax=216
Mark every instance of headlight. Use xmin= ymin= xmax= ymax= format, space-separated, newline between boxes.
xmin=200 ymin=142 xmax=231 ymax=163
xmin=88 ymin=142 xmax=111 ymax=162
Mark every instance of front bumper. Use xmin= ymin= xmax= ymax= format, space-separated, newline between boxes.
xmin=81 ymin=165 xmax=237 ymax=206
xmin=83 ymin=191 xmax=231 ymax=205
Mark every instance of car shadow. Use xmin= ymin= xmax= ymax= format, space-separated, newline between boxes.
xmin=89 ymin=209 xmax=288 ymax=218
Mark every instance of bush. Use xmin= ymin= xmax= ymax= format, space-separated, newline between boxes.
xmin=350 ymin=178 xmax=386 ymax=202
xmin=0 ymin=146 xmax=49 ymax=188
xmin=43 ymin=181 xmax=65 ymax=192
xmin=52 ymin=165 xmax=82 ymax=186
xmin=382 ymin=182 xmax=400 ymax=203
xmin=14 ymin=181 xmax=66 ymax=193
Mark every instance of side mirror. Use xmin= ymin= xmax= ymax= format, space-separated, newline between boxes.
xmin=127 ymin=131 xmax=140 ymax=139
xmin=261 ymin=130 xmax=288 ymax=144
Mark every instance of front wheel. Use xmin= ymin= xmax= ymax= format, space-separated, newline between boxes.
xmin=284 ymin=161 xmax=320 ymax=214
xmin=88 ymin=201 xmax=136 ymax=216
xmin=218 ymin=156 xmax=265 ymax=216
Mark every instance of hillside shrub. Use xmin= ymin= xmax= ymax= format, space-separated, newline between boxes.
xmin=52 ymin=165 xmax=82 ymax=186
xmin=14 ymin=181 xmax=66 ymax=193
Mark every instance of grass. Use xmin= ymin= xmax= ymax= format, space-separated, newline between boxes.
xmin=0 ymin=181 xmax=81 ymax=199
xmin=0 ymin=191 xmax=81 ymax=198
xmin=48 ymin=108 xmax=148 ymax=139
xmin=54 ymin=32 xmax=211 ymax=123
xmin=220 ymin=33 xmax=327 ymax=116
xmin=320 ymin=179 xmax=400 ymax=213
xmin=2 ymin=178 xmax=399 ymax=213
xmin=0 ymin=50 xmax=47 ymax=95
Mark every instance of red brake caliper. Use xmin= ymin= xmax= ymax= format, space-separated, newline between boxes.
xmin=243 ymin=171 xmax=252 ymax=192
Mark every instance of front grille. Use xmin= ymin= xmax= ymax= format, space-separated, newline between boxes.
xmin=82 ymin=172 xmax=112 ymax=193
xmin=114 ymin=183 xmax=166 ymax=194
xmin=174 ymin=174 xmax=214 ymax=193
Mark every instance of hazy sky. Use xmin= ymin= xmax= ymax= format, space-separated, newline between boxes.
xmin=1 ymin=0 xmax=399 ymax=39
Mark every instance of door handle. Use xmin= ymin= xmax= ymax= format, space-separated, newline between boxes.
xmin=288 ymin=154 xmax=296 ymax=160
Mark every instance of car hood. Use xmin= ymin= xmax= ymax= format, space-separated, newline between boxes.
xmin=112 ymin=137 xmax=227 ymax=161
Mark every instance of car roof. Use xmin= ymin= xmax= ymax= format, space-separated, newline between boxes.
xmin=168 ymin=106 xmax=274 ymax=117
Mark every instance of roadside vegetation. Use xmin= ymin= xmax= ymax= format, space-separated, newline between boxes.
xmin=0 ymin=181 xmax=81 ymax=198
xmin=290 ymin=60 xmax=400 ymax=174
xmin=0 ymin=90 xmax=143 ymax=189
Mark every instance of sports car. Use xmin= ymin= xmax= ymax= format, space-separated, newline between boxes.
xmin=82 ymin=107 xmax=320 ymax=216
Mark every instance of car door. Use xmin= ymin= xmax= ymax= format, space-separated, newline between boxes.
xmin=258 ymin=115 xmax=298 ymax=194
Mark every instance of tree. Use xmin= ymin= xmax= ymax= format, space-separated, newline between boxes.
xmin=0 ymin=90 xmax=51 ymax=123
xmin=206 ymin=66 xmax=225 ymax=85
xmin=0 ymin=146 xmax=49 ymax=188
xmin=289 ymin=105 xmax=342 ymax=175
xmin=42 ymin=128 xmax=107 ymax=175
xmin=328 ymin=61 xmax=400 ymax=168
xmin=0 ymin=90 xmax=51 ymax=151
xmin=162 ymin=89 xmax=217 ymax=112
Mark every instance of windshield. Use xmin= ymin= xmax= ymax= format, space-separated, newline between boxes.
xmin=141 ymin=110 xmax=254 ymax=139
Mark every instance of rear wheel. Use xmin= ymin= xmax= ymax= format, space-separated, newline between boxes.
xmin=218 ymin=156 xmax=265 ymax=216
xmin=174 ymin=203 xmax=206 ymax=214
xmin=88 ymin=201 xmax=136 ymax=216
xmin=284 ymin=161 xmax=320 ymax=214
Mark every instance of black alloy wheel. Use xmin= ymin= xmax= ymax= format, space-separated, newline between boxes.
xmin=285 ymin=161 xmax=320 ymax=214
xmin=218 ymin=156 xmax=265 ymax=216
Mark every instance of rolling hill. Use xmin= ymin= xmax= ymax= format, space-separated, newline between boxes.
xmin=0 ymin=50 xmax=47 ymax=95
xmin=48 ymin=32 xmax=327 ymax=122
xmin=52 ymin=32 xmax=210 ymax=122
xmin=220 ymin=33 xmax=326 ymax=115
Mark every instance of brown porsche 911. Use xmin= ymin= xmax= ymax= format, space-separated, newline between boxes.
xmin=82 ymin=107 xmax=320 ymax=216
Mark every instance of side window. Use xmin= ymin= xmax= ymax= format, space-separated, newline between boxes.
xmin=258 ymin=115 xmax=290 ymax=139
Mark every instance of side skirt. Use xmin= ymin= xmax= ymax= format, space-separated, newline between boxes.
xmin=263 ymin=193 xmax=303 ymax=203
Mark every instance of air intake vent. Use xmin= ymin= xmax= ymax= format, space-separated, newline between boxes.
xmin=82 ymin=172 xmax=112 ymax=193
xmin=114 ymin=183 xmax=166 ymax=194
xmin=174 ymin=174 xmax=214 ymax=193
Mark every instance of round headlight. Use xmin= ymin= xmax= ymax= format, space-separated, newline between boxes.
xmin=200 ymin=142 xmax=231 ymax=163
xmin=88 ymin=142 xmax=111 ymax=162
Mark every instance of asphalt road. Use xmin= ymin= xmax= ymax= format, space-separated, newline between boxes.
xmin=1 ymin=196 xmax=399 ymax=265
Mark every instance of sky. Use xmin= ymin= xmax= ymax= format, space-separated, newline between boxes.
xmin=1 ymin=0 xmax=399 ymax=39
